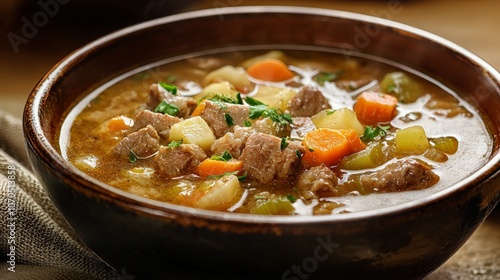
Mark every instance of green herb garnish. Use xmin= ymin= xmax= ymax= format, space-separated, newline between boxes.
xmin=237 ymin=173 xmax=247 ymax=182
xmin=159 ymin=82 xmax=177 ymax=95
xmin=210 ymin=150 xmax=233 ymax=162
xmin=129 ymin=150 xmax=138 ymax=163
xmin=154 ymin=100 xmax=179 ymax=116
xmin=167 ymin=140 xmax=183 ymax=148
xmin=361 ymin=125 xmax=391 ymax=141
xmin=326 ymin=109 xmax=337 ymax=115
xmin=243 ymin=120 xmax=252 ymax=127
xmin=387 ymin=84 xmax=396 ymax=93
xmin=245 ymin=97 xmax=293 ymax=126
xmin=280 ymin=137 xmax=289 ymax=150
xmin=295 ymin=150 xmax=302 ymax=159
xmin=314 ymin=71 xmax=338 ymax=85
xmin=209 ymin=93 xmax=243 ymax=105
xmin=286 ymin=195 xmax=297 ymax=203
xmin=224 ymin=113 xmax=234 ymax=127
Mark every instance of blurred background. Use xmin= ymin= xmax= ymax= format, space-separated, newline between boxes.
xmin=0 ymin=0 xmax=498 ymax=278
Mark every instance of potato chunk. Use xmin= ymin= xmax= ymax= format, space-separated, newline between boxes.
xmin=193 ymin=175 xmax=243 ymax=211
xmin=312 ymin=108 xmax=364 ymax=136
xmin=395 ymin=125 xmax=429 ymax=155
xmin=168 ymin=116 xmax=215 ymax=151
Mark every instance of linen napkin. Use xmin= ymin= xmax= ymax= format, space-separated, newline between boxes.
xmin=0 ymin=111 xmax=120 ymax=280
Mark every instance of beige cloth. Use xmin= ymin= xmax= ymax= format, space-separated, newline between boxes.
xmin=0 ymin=112 xmax=119 ymax=279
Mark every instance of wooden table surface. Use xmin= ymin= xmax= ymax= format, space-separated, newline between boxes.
xmin=0 ymin=0 xmax=498 ymax=279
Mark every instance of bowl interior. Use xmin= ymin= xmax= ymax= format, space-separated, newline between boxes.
xmin=25 ymin=6 xmax=500 ymax=222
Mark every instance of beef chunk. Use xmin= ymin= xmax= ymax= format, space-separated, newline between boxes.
xmin=297 ymin=165 xmax=338 ymax=199
xmin=199 ymin=100 xmax=250 ymax=138
xmin=114 ymin=125 xmax=160 ymax=157
xmin=154 ymin=144 xmax=207 ymax=178
xmin=291 ymin=117 xmax=316 ymax=139
xmin=289 ymin=85 xmax=331 ymax=117
xmin=360 ymin=159 xmax=439 ymax=192
xmin=147 ymin=83 xmax=197 ymax=118
xmin=131 ymin=110 xmax=180 ymax=140
xmin=211 ymin=126 xmax=255 ymax=159
xmin=239 ymin=133 xmax=305 ymax=183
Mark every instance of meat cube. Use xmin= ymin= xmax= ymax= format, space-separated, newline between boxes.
xmin=147 ymin=83 xmax=197 ymax=118
xmin=154 ymin=144 xmax=207 ymax=178
xmin=131 ymin=110 xmax=180 ymax=140
xmin=239 ymin=133 xmax=305 ymax=183
xmin=289 ymin=85 xmax=331 ymax=117
xmin=114 ymin=125 xmax=160 ymax=157
xmin=211 ymin=126 xmax=255 ymax=159
xmin=360 ymin=159 xmax=439 ymax=192
xmin=199 ymin=100 xmax=250 ymax=138
xmin=291 ymin=117 xmax=316 ymax=139
xmin=297 ymin=165 xmax=338 ymax=199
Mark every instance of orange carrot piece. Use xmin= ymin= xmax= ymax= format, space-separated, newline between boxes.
xmin=353 ymin=91 xmax=398 ymax=125
xmin=197 ymin=158 xmax=243 ymax=177
xmin=302 ymin=128 xmax=350 ymax=167
xmin=191 ymin=101 xmax=206 ymax=117
xmin=339 ymin=129 xmax=367 ymax=154
xmin=247 ymin=58 xmax=295 ymax=82
xmin=107 ymin=115 xmax=133 ymax=132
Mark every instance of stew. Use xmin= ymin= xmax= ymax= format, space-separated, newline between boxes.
xmin=62 ymin=48 xmax=492 ymax=215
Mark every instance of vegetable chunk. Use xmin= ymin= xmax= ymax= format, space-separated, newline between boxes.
xmin=247 ymin=58 xmax=295 ymax=82
xmin=168 ymin=116 xmax=215 ymax=151
xmin=302 ymin=128 xmax=351 ymax=167
xmin=353 ymin=91 xmax=398 ymax=125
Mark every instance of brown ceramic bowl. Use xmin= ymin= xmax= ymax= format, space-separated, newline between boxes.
xmin=24 ymin=6 xmax=500 ymax=280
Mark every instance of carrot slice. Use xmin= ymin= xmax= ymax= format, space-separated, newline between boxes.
xmin=339 ymin=129 xmax=367 ymax=154
xmin=247 ymin=58 xmax=295 ymax=82
xmin=302 ymin=128 xmax=350 ymax=167
xmin=353 ymin=91 xmax=398 ymax=125
xmin=191 ymin=100 xmax=206 ymax=117
xmin=107 ymin=115 xmax=133 ymax=132
xmin=197 ymin=158 xmax=243 ymax=177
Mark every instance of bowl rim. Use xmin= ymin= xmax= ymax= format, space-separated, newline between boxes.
xmin=25 ymin=5 xmax=500 ymax=224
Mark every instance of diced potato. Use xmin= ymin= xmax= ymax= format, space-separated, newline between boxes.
xmin=195 ymin=81 xmax=239 ymax=101
xmin=241 ymin=50 xmax=286 ymax=68
xmin=168 ymin=116 xmax=215 ymax=151
xmin=252 ymin=86 xmax=297 ymax=111
xmin=395 ymin=125 xmax=429 ymax=154
xmin=193 ymin=175 xmax=243 ymax=211
xmin=311 ymin=108 xmax=364 ymax=136
xmin=202 ymin=65 xmax=252 ymax=90
xmin=253 ymin=117 xmax=291 ymax=138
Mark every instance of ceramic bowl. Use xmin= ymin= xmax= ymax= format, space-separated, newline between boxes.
xmin=24 ymin=6 xmax=500 ymax=280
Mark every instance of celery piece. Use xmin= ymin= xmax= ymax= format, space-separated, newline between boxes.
xmin=380 ymin=72 xmax=422 ymax=103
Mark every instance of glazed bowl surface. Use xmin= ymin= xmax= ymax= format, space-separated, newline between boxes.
xmin=24 ymin=6 xmax=500 ymax=280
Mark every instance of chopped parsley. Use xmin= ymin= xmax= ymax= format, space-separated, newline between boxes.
xmin=286 ymin=195 xmax=297 ymax=203
xmin=210 ymin=150 xmax=233 ymax=162
xmin=209 ymin=93 xmax=243 ymax=105
xmin=167 ymin=140 xmax=182 ymax=148
xmin=361 ymin=125 xmax=391 ymax=141
xmin=245 ymin=97 xmax=293 ymax=126
xmin=280 ymin=137 xmax=289 ymax=150
xmin=243 ymin=120 xmax=252 ymax=127
xmin=295 ymin=150 xmax=302 ymax=159
xmin=129 ymin=150 xmax=138 ymax=163
xmin=224 ymin=113 xmax=234 ymax=127
xmin=159 ymin=82 xmax=177 ymax=95
xmin=154 ymin=100 xmax=179 ymax=116
xmin=387 ymin=84 xmax=396 ymax=92
xmin=326 ymin=109 xmax=337 ymax=115
xmin=313 ymin=71 xmax=339 ymax=85
xmin=237 ymin=173 xmax=247 ymax=182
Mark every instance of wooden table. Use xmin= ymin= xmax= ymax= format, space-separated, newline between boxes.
xmin=0 ymin=0 xmax=498 ymax=278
